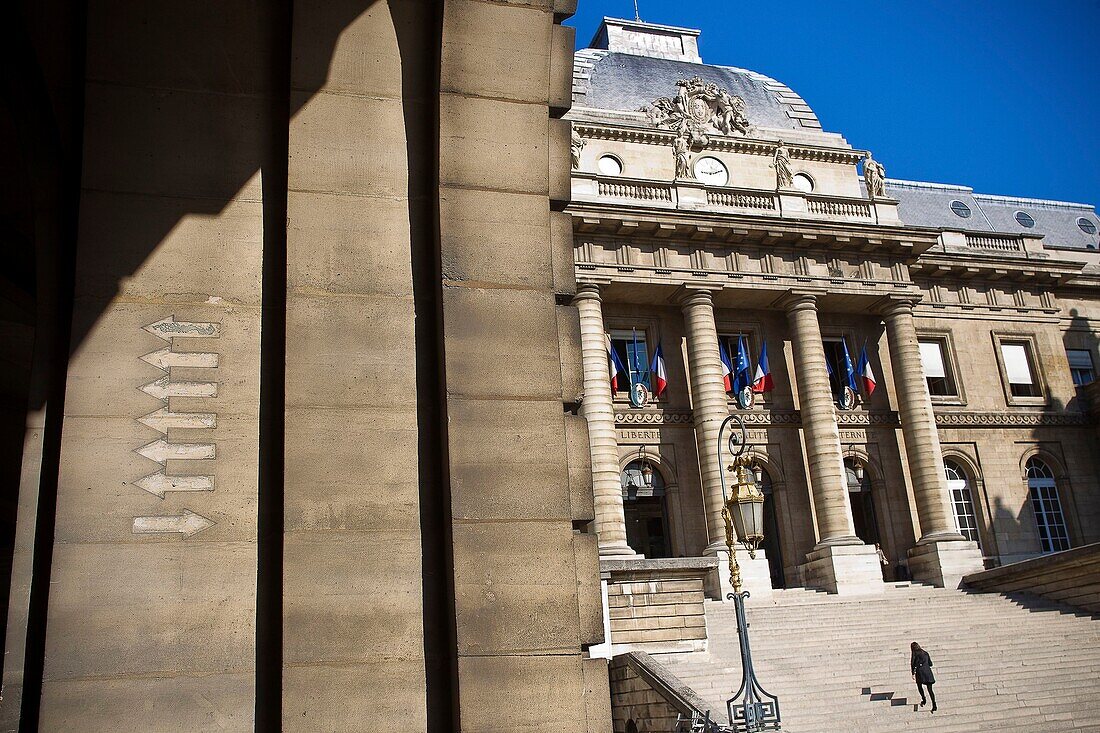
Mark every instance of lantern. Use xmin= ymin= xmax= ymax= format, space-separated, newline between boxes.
xmin=726 ymin=458 xmax=765 ymax=556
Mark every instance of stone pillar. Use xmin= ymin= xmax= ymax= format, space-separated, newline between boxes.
xmin=783 ymin=292 xmax=883 ymax=594
xmin=679 ymin=288 xmax=733 ymax=552
xmin=881 ymin=299 xmax=983 ymax=587
xmin=783 ymin=293 xmax=858 ymax=544
xmin=575 ymin=284 xmax=634 ymax=557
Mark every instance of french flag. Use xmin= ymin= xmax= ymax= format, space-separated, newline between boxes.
xmin=650 ymin=343 xmax=668 ymax=398
xmin=857 ymin=345 xmax=877 ymax=395
xmin=719 ymin=340 xmax=735 ymax=394
xmin=752 ymin=341 xmax=774 ymax=393
xmin=607 ymin=337 xmax=627 ymax=396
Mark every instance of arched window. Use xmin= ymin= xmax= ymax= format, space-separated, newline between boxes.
xmin=944 ymin=460 xmax=980 ymax=547
xmin=1026 ymin=457 xmax=1070 ymax=553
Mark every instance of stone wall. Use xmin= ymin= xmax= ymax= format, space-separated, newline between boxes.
xmin=605 ymin=558 xmax=714 ymax=654
xmin=963 ymin=541 xmax=1100 ymax=613
xmin=609 ymin=651 xmax=717 ymax=733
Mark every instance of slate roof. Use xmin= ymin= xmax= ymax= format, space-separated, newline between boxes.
xmin=572 ymin=50 xmax=822 ymax=131
xmin=885 ymin=179 xmax=1100 ymax=249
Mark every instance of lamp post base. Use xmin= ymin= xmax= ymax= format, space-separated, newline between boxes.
xmin=706 ymin=547 xmax=774 ymax=602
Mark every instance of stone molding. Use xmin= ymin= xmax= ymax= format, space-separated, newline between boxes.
xmin=935 ymin=411 xmax=1094 ymax=428
xmin=613 ymin=408 xmax=1092 ymax=428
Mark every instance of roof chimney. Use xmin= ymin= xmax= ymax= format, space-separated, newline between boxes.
xmin=589 ymin=17 xmax=702 ymax=64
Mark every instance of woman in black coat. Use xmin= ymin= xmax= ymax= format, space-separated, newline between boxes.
xmin=910 ymin=641 xmax=937 ymax=712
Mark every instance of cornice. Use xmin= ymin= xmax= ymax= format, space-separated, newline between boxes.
xmin=572 ymin=122 xmax=863 ymax=164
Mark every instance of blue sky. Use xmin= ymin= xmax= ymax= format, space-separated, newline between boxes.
xmin=566 ymin=1 xmax=1100 ymax=207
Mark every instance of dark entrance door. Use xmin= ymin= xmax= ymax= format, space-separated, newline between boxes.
xmin=760 ymin=492 xmax=785 ymax=588
xmin=757 ymin=471 xmax=784 ymax=588
xmin=624 ymin=496 xmax=670 ymax=558
xmin=845 ymin=459 xmax=880 ymax=545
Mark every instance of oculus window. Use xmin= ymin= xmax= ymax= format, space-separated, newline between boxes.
xmin=1067 ymin=349 xmax=1095 ymax=387
xmin=1077 ymin=217 xmax=1097 ymax=235
xmin=1000 ymin=341 xmax=1041 ymax=398
xmin=1014 ymin=211 xmax=1036 ymax=228
xmin=597 ymin=155 xmax=623 ymax=176
xmin=791 ymin=172 xmax=814 ymax=193
xmin=919 ymin=339 xmax=958 ymax=397
xmin=950 ymin=200 xmax=972 ymax=218
xmin=610 ymin=329 xmax=650 ymax=391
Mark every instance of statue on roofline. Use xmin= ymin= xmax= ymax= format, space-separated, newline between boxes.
xmin=772 ymin=140 xmax=793 ymax=189
xmin=863 ymin=152 xmax=887 ymax=200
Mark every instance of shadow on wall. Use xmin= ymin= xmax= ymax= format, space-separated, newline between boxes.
xmin=6 ymin=0 xmax=409 ymax=400
xmin=1063 ymin=308 xmax=1100 ymax=413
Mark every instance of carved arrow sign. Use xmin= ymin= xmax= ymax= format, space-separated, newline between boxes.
xmin=143 ymin=316 xmax=221 ymax=342
xmin=137 ymin=408 xmax=216 ymax=433
xmin=136 ymin=439 xmax=215 ymax=463
xmin=132 ymin=509 xmax=215 ymax=537
xmin=140 ymin=376 xmax=218 ymax=400
xmin=140 ymin=347 xmax=219 ymax=370
xmin=134 ymin=472 xmax=215 ymax=498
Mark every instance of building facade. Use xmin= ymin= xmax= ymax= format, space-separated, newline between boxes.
xmin=568 ymin=18 xmax=1100 ymax=600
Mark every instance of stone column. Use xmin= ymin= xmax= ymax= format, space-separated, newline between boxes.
xmin=882 ymin=299 xmax=961 ymax=541
xmin=681 ymin=288 xmax=773 ymax=600
xmin=679 ymin=288 xmax=733 ymax=552
xmin=783 ymin=292 xmax=883 ymax=594
xmin=881 ymin=299 xmax=982 ymax=588
xmin=783 ymin=293 xmax=858 ymax=545
xmin=575 ymin=284 xmax=634 ymax=557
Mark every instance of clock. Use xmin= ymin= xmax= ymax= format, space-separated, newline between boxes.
xmin=693 ymin=156 xmax=729 ymax=186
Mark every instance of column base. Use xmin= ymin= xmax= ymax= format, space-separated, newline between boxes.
xmin=599 ymin=541 xmax=641 ymax=559
xmin=703 ymin=547 xmax=773 ymax=602
xmin=908 ymin=539 xmax=984 ymax=589
xmin=800 ymin=543 xmax=884 ymax=595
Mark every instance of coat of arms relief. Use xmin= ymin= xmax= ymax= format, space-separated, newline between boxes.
xmin=639 ymin=76 xmax=753 ymax=149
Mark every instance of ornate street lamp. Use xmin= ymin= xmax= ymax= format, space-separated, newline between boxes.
xmin=718 ymin=414 xmax=781 ymax=732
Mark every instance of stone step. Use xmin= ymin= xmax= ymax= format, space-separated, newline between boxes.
xmin=654 ymin=587 xmax=1100 ymax=731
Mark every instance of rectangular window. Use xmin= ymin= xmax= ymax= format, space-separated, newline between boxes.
xmin=1067 ymin=349 xmax=1095 ymax=387
xmin=718 ymin=333 xmax=753 ymax=392
xmin=1000 ymin=341 xmax=1041 ymax=398
xmin=822 ymin=337 xmax=853 ymax=401
xmin=1029 ymin=484 xmax=1071 ymax=553
xmin=918 ymin=339 xmax=957 ymax=397
xmin=610 ymin=329 xmax=650 ymax=391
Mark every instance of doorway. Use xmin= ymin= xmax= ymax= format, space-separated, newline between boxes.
xmin=845 ymin=458 xmax=880 ymax=545
xmin=621 ymin=457 xmax=671 ymax=558
xmin=757 ymin=470 xmax=785 ymax=588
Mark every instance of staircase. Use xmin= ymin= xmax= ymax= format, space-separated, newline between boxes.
xmin=660 ymin=584 xmax=1100 ymax=732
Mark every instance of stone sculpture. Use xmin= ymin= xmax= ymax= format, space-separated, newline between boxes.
xmin=864 ymin=153 xmax=887 ymax=199
xmin=640 ymin=76 xmax=752 ymax=148
xmin=570 ymin=125 xmax=585 ymax=170
xmin=772 ymin=141 xmax=793 ymax=189
xmin=673 ymin=134 xmax=692 ymax=179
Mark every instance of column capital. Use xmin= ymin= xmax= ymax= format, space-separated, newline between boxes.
xmin=774 ymin=289 xmax=821 ymax=314
xmin=877 ymin=296 xmax=922 ymax=319
xmin=671 ymin=283 xmax=722 ymax=309
xmin=572 ymin=282 xmax=603 ymax=304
